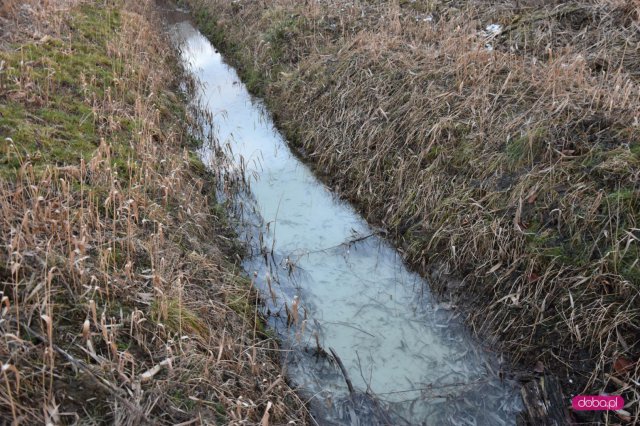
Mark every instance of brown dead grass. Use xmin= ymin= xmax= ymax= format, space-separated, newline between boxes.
xmin=188 ymin=0 xmax=640 ymax=421
xmin=0 ymin=0 xmax=308 ymax=424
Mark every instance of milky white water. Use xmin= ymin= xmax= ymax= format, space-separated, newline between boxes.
xmin=165 ymin=9 xmax=522 ymax=425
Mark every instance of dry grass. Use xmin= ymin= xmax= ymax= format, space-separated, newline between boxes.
xmin=0 ymin=1 xmax=308 ymax=424
xmin=188 ymin=0 xmax=640 ymax=421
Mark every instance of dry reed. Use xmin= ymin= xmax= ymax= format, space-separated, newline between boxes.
xmin=188 ymin=0 xmax=640 ymax=421
xmin=0 ymin=0 xmax=308 ymax=423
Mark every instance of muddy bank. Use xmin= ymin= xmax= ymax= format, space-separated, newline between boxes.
xmin=185 ymin=0 xmax=640 ymax=422
xmin=0 ymin=1 xmax=307 ymax=423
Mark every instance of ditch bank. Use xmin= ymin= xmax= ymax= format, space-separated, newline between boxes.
xmin=166 ymin=6 xmax=525 ymax=424
xmin=0 ymin=1 xmax=307 ymax=423
xmin=184 ymin=0 xmax=640 ymax=423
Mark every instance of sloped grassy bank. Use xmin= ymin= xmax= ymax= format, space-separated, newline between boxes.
xmin=0 ymin=1 xmax=307 ymax=423
xmin=186 ymin=0 xmax=640 ymax=419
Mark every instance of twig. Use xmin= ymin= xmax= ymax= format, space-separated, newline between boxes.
xmin=320 ymin=320 xmax=376 ymax=338
xmin=292 ymin=231 xmax=380 ymax=257
xmin=329 ymin=347 xmax=355 ymax=395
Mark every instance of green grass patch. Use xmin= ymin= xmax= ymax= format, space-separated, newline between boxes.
xmin=151 ymin=298 xmax=210 ymax=339
xmin=505 ymin=128 xmax=546 ymax=169
xmin=0 ymin=7 xmax=122 ymax=178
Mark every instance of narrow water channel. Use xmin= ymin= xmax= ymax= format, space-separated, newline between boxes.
xmin=164 ymin=7 xmax=522 ymax=425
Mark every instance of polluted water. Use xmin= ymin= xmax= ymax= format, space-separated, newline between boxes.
xmin=161 ymin=5 xmax=523 ymax=425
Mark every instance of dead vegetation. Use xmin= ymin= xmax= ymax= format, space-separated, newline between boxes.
xmin=0 ymin=1 xmax=307 ymax=424
xmin=187 ymin=0 xmax=640 ymax=421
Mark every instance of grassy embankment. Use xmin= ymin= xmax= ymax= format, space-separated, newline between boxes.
xmin=187 ymin=0 xmax=639 ymax=418
xmin=0 ymin=1 xmax=307 ymax=423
